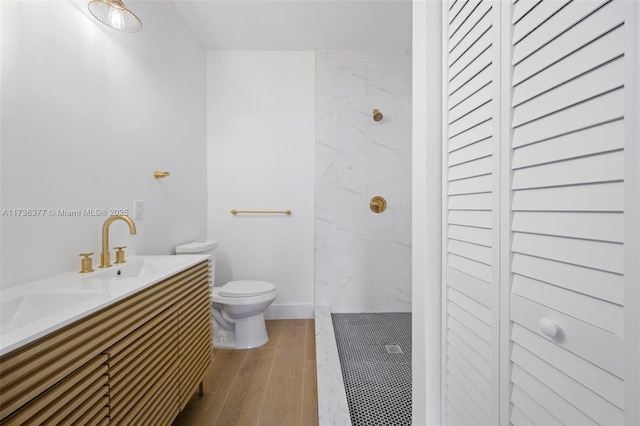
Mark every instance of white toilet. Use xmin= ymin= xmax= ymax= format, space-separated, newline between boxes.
xmin=175 ymin=240 xmax=277 ymax=350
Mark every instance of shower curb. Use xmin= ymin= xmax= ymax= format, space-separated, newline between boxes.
xmin=314 ymin=306 xmax=351 ymax=426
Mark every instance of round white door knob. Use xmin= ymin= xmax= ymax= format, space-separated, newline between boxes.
xmin=539 ymin=318 xmax=560 ymax=338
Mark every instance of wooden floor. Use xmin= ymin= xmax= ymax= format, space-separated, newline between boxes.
xmin=173 ymin=319 xmax=319 ymax=426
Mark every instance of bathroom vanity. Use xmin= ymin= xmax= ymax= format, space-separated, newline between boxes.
xmin=0 ymin=256 xmax=212 ymax=425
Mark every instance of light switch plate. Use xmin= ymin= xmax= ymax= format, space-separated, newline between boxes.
xmin=133 ymin=200 xmax=143 ymax=219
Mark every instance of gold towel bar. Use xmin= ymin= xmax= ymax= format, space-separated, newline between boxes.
xmin=231 ymin=209 xmax=291 ymax=215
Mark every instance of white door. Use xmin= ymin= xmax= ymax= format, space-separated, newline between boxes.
xmin=442 ymin=1 xmax=640 ymax=424
xmin=507 ymin=1 xmax=636 ymax=424
xmin=442 ymin=1 xmax=502 ymax=423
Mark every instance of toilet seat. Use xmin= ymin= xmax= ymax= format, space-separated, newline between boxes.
xmin=219 ymin=280 xmax=276 ymax=297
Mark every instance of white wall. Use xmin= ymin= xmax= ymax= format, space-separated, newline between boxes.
xmin=314 ymin=49 xmax=412 ymax=312
xmin=0 ymin=1 xmax=207 ymax=289
xmin=206 ymin=51 xmax=315 ymax=319
xmin=412 ymin=1 xmax=443 ymax=424
xmin=629 ymin=5 xmax=640 ymax=424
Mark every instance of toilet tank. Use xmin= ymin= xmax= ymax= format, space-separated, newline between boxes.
xmin=175 ymin=240 xmax=219 ymax=286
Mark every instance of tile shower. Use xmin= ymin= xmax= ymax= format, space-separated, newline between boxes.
xmin=314 ymin=49 xmax=413 ymax=424
xmin=314 ymin=49 xmax=412 ymax=313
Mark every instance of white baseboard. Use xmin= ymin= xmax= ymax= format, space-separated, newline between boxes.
xmin=264 ymin=303 xmax=315 ymax=319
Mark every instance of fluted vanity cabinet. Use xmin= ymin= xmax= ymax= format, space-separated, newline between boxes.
xmin=176 ymin=277 xmax=212 ymax=410
xmin=0 ymin=260 xmax=212 ymax=425
xmin=105 ymin=308 xmax=180 ymax=425
xmin=0 ymin=354 xmax=110 ymax=425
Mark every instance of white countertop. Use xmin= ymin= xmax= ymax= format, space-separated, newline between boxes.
xmin=0 ymin=255 xmax=209 ymax=357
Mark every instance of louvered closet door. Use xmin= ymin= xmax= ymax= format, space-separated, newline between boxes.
xmin=508 ymin=1 xmax=628 ymax=424
xmin=443 ymin=1 xmax=501 ymax=425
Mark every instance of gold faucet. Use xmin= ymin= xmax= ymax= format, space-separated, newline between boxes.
xmin=100 ymin=215 xmax=137 ymax=268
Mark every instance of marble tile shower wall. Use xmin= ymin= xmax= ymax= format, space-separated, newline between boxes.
xmin=315 ymin=50 xmax=412 ymax=313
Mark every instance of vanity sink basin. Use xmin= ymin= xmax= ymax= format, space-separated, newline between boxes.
xmin=89 ymin=256 xmax=191 ymax=279
xmin=1 ymin=292 xmax=104 ymax=331
xmin=91 ymin=259 xmax=152 ymax=279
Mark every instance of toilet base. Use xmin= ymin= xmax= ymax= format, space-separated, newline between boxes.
xmin=212 ymin=313 xmax=270 ymax=350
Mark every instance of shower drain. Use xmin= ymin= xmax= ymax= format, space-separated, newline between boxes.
xmin=385 ymin=344 xmax=403 ymax=354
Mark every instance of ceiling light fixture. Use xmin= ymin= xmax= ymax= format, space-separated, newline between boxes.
xmin=88 ymin=0 xmax=142 ymax=33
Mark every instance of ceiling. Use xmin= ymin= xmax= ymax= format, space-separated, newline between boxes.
xmin=173 ymin=0 xmax=412 ymax=51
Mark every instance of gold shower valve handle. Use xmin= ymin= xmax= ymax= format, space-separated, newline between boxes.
xmin=79 ymin=252 xmax=95 ymax=274
xmin=372 ymin=109 xmax=383 ymax=122
xmin=369 ymin=196 xmax=387 ymax=213
xmin=114 ymin=246 xmax=127 ymax=264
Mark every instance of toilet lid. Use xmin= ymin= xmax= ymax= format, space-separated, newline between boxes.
xmin=220 ymin=280 xmax=276 ymax=297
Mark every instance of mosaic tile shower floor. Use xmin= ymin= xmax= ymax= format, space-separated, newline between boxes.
xmin=332 ymin=313 xmax=412 ymax=426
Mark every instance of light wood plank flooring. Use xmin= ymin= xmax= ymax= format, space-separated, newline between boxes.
xmin=173 ymin=319 xmax=319 ymax=426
